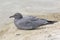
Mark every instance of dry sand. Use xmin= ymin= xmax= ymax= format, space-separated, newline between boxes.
xmin=0 ymin=0 xmax=60 ymax=40
xmin=0 ymin=13 xmax=60 ymax=40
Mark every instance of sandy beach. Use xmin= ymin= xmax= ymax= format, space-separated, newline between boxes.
xmin=0 ymin=0 xmax=60 ymax=40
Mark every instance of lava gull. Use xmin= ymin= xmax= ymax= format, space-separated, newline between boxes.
xmin=9 ymin=13 xmax=55 ymax=30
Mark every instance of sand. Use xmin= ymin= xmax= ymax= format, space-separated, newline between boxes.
xmin=0 ymin=0 xmax=60 ymax=40
xmin=0 ymin=13 xmax=60 ymax=40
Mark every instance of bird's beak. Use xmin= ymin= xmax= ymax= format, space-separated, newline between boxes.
xmin=9 ymin=15 xmax=14 ymax=18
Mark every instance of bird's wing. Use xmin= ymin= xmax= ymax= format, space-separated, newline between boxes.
xmin=18 ymin=16 xmax=48 ymax=27
xmin=26 ymin=16 xmax=39 ymax=21
xmin=17 ymin=16 xmax=38 ymax=27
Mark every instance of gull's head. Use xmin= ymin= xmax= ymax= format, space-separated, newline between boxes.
xmin=9 ymin=13 xmax=23 ymax=19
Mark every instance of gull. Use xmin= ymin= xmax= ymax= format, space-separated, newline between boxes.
xmin=9 ymin=13 xmax=56 ymax=30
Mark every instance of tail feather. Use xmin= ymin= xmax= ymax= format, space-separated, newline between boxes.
xmin=47 ymin=21 xmax=57 ymax=24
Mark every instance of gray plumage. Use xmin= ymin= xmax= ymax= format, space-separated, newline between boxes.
xmin=9 ymin=13 xmax=55 ymax=30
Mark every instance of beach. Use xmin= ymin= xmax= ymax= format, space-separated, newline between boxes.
xmin=0 ymin=0 xmax=60 ymax=40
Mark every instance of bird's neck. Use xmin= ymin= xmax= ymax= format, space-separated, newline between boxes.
xmin=14 ymin=16 xmax=23 ymax=22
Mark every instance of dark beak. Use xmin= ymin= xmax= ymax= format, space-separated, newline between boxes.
xmin=9 ymin=16 xmax=14 ymax=18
